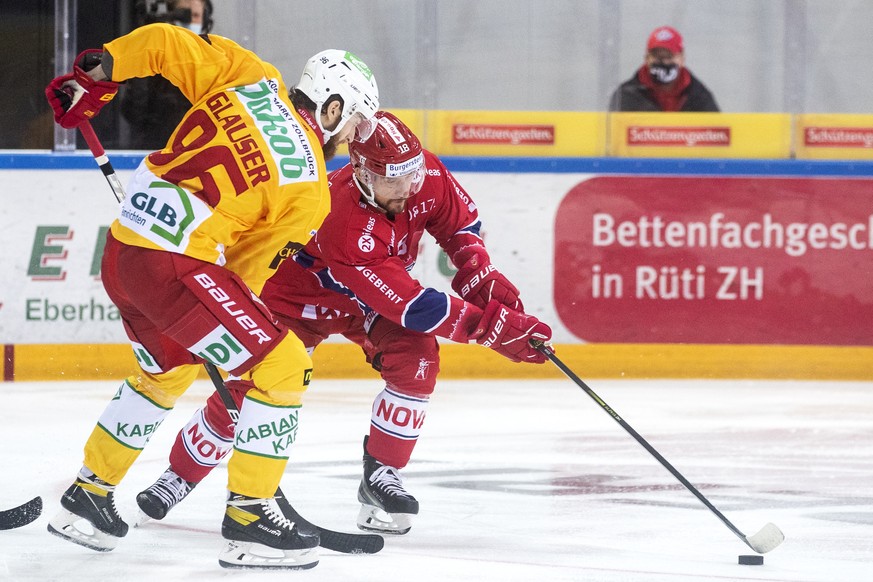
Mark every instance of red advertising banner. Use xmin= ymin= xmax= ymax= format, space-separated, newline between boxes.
xmin=554 ymin=177 xmax=873 ymax=345
xmin=803 ymin=127 xmax=873 ymax=148
xmin=452 ymin=124 xmax=556 ymax=145
xmin=626 ymin=126 xmax=731 ymax=147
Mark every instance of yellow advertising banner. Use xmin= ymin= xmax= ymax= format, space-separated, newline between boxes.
xmin=795 ymin=114 xmax=873 ymax=160
xmin=384 ymin=108 xmax=427 ymax=139
xmin=425 ymin=110 xmax=606 ymax=157
xmin=334 ymin=109 xmax=430 ymax=157
xmin=608 ymin=112 xmax=792 ymax=158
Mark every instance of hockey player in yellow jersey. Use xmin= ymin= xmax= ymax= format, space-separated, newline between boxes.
xmin=44 ymin=23 xmax=379 ymax=569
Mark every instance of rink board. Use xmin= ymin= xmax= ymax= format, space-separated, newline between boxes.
xmin=2 ymin=154 xmax=873 ymax=381
xmin=3 ymin=342 xmax=873 ymax=381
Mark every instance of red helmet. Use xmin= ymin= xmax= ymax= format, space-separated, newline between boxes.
xmin=349 ymin=111 xmax=425 ymax=206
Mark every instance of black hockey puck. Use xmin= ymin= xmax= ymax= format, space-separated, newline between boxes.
xmin=738 ymin=555 xmax=764 ymax=565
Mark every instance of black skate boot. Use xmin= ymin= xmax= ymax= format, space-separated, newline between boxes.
xmin=47 ymin=469 xmax=129 ymax=551
xmin=218 ymin=492 xmax=319 ymax=569
xmin=357 ymin=436 xmax=419 ymax=535
xmin=136 ymin=466 xmax=196 ymax=523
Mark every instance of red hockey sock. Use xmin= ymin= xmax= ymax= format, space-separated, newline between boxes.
xmin=169 ymin=407 xmax=233 ymax=483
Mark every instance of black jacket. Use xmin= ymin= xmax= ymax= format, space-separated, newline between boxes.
xmin=608 ymin=69 xmax=720 ymax=112
xmin=120 ymin=76 xmax=192 ymax=150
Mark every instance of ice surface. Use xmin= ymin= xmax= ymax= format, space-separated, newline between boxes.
xmin=1 ymin=376 xmax=872 ymax=581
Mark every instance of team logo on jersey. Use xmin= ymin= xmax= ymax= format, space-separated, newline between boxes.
xmin=358 ymin=216 xmax=377 ymax=252
xmin=269 ymin=240 xmax=304 ymax=269
xmin=414 ymin=358 xmax=433 ymax=380
xmin=121 ymin=167 xmax=212 ymax=253
xmin=358 ymin=234 xmax=375 ymax=252
xmin=235 ymin=80 xmax=317 ymax=184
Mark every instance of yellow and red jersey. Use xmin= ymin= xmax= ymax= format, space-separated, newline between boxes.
xmin=105 ymin=23 xmax=329 ymax=293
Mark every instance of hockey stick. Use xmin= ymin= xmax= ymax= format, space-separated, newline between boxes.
xmin=77 ymin=121 xmax=383 ymax=555
xmin=533 ymin=342 xmax=784 ymax=554
xmin=0 ymin=496 xmax=43 ymax=530
xmin=79 ymin=122 xmax=125 ymax=202
xmin=203 ymin=363 xmax=384 ymax=554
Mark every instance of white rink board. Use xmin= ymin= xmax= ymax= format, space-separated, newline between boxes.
xmin=0 ymin=167 xmax=581 ymax=344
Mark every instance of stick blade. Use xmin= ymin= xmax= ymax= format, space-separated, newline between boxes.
xmin=0 ymin=496 xmax=43 ymax=530
xmin=745 ymin=522 xmax=784 ymax=554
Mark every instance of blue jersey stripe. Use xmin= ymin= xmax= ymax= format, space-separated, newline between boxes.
xmin=458 ymin=219 xmax=482 ymax=237
xmin=293 ymin=249 xmax=316 ymax=269
xmin=402 ymin=289 xmax=450 ymax=333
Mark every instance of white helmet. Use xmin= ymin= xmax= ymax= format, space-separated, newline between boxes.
xmin=297 ymin=49 xmax=380 ymax=143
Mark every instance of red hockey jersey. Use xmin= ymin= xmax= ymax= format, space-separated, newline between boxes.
xmin=261 ymin=150 xmax=487 ymax=341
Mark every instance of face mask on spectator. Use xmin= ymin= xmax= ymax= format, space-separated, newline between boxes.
xmin=649 ymin=62 xmax=679 ymax=84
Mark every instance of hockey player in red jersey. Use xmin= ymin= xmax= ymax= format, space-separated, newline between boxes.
xmin=136 ymin=111 xmax=552 ymax=535
xmin=44 ymin=22 xmax=379 ymax=569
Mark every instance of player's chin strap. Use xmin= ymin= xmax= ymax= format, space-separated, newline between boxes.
xmin=75 ymin=120 xmax=385 ymax=556
xmin=530 ymin=340 xmax=785 ymax=555
xmin=352 ymin=170 xmax=379 ymax=209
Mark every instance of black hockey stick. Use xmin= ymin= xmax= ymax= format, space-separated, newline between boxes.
xmin=0 ymin=496 xmax=43 ymax=530
xmin=203 ymin=363 xmax=384 ymax=554
xmin=77 ymin=121 xmax=383 ymax=555
xmin=533 ymin=342 xmax=784 ymax=554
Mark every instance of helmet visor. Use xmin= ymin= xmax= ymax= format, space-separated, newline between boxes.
xmin=361 ymin=152 xmax=426 ymax=199
xmin=352 ymin=114 xmax=379 ymax=143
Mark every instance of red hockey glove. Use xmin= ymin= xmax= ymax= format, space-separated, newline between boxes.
xmin=451 ymin=249 xmax=523 ymax=311
xmin=45 ymin=49 xmax=118 ymax=129
xmin=473 ymin=300 xmax=551 ymax=363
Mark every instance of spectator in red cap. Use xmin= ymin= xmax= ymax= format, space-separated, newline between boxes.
xmin=609 ymin=25 xmax=719 ymax=112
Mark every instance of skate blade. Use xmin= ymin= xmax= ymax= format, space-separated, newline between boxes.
xmin=356 ymin=504 xmax=412 ymax=535
xmin=47 ymin=510 xmax=119 ymax=552
xmin=134 ymin=510 xmax=153 ymax=528
xmin=218 ymin=540 xmax=319 ymax=570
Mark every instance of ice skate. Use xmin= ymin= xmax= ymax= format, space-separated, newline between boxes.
xmin=47 ymin=469 xmax=129 ymax=552
xmin=218 ymin=493 xmax=319 ymax=569
xmin=357 ymin=437 xmax=419 ymax=535
xmin=135 ymin=466 xmax=196 ymax=524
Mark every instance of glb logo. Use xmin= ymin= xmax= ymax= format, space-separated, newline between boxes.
xmin=130 ymin=191 xmax=180 ymax=227
xmin=129 ymin=181 xmax=195 ymax=245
